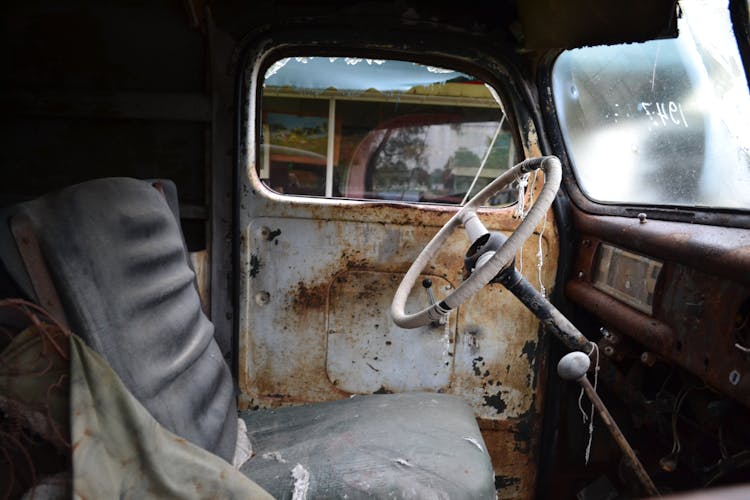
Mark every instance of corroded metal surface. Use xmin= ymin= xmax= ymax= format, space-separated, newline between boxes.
xmin=574 ymin=212 xmax=750 ymax=286
xmin=566 ymin=280 xmax=675 ymax=353
xmin=479 ymin=412 xmax=544 ymax=499
xmin=327 ymin=271 xmax=457 ymax=394
xmin=239 ymin=215 xmax=557 ymax=414
xmin=568 ymin=232 xmax=750 ymax=408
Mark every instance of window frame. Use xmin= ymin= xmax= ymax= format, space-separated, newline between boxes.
xmin=240 ymin=30 xmax=536 ymax=211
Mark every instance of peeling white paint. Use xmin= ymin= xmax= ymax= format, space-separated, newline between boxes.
xmin=291 ymin=463 xmax=310 ymax=500
xmin=232 ymin=418 xmax=253 ymax=468
xmin=262 ymin=451 xmax=288 ymax=463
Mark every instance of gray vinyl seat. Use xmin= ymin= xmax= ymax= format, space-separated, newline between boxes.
xmin=0 ymin=178 xmax=495 ymax=499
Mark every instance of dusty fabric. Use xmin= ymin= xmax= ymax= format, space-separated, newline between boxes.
xmin=0 ymin=325 xmax=69 ymax=448
xmin=68 ymin=334 xmax=272 ymax=499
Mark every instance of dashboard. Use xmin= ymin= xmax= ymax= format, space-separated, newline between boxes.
xmin=566 ymin=212 xmax=750 ymax=407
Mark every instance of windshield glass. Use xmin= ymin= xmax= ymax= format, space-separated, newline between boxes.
xmin=553 ymin=0 xmax=750 ymax=210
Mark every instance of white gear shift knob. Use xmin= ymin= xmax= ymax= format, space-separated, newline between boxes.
xmin=557 ymin=351 xmax=590 ymax=381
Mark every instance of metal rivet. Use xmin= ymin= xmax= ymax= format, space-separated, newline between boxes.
xmin=603 ymin=346 xmax=615 ymax=357
xmin=578 ymin=271 xmax=585 ymax=279
xmin=640 ymin=352 xmax=656 ymax=367
xmin=638 ymin=213 xmax=647 ymax=224
xmin=729 ymin=370 xmax=741 ymax=386
xmin=255 ymin=291 xmax=270 ymax=305
xmin=258 ymin=226 xmax=270 ymax=239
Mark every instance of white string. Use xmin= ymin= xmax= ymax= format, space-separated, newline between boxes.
xmin=461 ymin=116 xmax=506 ymax=206
xmin=577 ymin=344 xmax=600 ymax=465
xmin=514 ymin=171 xmax=530 ymax=274
xmin=536 ymin=212 xmax=547 ymax=298
xmin=523 ymin=170 xmax=539 ymax=218
xmin=514 ymin=172 xmax=530 ymax=218
xmin=519 ymin=169 xmax=546 ymax=296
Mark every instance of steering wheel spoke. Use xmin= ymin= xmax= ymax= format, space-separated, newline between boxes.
xmin=391 ymin=156 xmax=562 ymax=329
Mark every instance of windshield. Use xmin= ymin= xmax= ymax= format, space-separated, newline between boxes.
xmin=552 ymin=0 xmax=750 ymax=211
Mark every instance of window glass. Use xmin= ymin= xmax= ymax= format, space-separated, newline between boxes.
xmin=552 ymin=0 xmax=750 ymax=210
xmin=259 ymin=57 xmax=516 ymax=205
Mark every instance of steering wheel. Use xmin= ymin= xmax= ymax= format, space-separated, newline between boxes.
xmin=391 ymin=156 xmax=562 ymax=329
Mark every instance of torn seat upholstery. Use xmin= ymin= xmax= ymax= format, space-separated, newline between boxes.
xmin=0 ymin=178 xmax=496 ymax=499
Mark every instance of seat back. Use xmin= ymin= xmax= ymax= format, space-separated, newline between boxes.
xmin=0 ymin=178 xmax=237 ymax=461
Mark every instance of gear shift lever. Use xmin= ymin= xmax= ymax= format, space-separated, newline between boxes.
xmin=558 ymin=352 xmax=659 ymax=497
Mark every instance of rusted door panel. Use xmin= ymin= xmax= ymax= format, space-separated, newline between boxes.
xmin=239 ymin=208 xmax=557 ymax=410
xmin=239 ymin=158 xmax=559 ymax=497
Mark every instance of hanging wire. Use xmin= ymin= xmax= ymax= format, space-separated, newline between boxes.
xmin=460 ymin=116 xmax=506 ymax=206
xmin=577 ymin=344 xmax=600 ymax=465
xmin=0 ymin=298 xmax=72 ymax=500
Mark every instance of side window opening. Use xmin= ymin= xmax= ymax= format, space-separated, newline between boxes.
xmin=258 ymin=57 xmax=518 ymax=206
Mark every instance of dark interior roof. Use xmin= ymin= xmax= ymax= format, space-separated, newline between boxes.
xmin=211 ymin=0 xmax=679 ymax=50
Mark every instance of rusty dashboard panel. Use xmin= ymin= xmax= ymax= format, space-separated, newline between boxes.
xmin=568 ymin=212 xmax=750 ymax=408
xmin=592 ymin=243 xmax=662 ymax=315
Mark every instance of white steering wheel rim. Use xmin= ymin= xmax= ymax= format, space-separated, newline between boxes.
xmin=390 ymin=156 xmax=562 ymax=329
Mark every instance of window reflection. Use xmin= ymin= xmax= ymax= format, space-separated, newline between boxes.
xmin=259 ymin=58 xmax=516 ymax=206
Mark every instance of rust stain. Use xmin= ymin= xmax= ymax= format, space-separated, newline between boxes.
xmin=574 ymin=210 xmax=750 ymax=286
xmin=479 ymin=417 xmax=540 ymax=499
xmin=291 ymin=281 xmax=328 ymax=311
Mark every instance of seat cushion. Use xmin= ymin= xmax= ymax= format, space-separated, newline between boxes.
xmin=240 ymin=392 xmax=495 ymax=499
xmin=0 ymin=178 xmax=237 ymax=461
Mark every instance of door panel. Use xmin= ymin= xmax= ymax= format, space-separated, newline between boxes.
xmin=238 ymin=204 xmax=558 ymax=414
